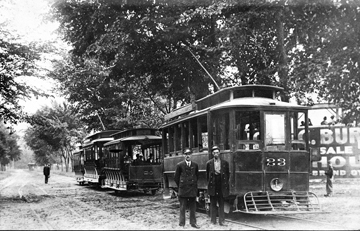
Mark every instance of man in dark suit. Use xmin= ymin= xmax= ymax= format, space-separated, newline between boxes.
xmin=174 ymin=148 xmax=200 ymax=229
xmin=324 ymin=160 xmax=334 ymax=197
xmin=206 ymin=146 xmax=230 ymax=226
xmin=43 ymin=164 xmax=51 ymax=184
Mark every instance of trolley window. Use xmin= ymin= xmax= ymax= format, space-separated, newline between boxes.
xmin=235 ymin=110 xmax=261 ymax=150
xmin=163 ymin=115 xmax=208 ymax=156
xmin=265 ymin=112 xmax=286 ymax=150
xmin=212 ymin=111 xmax=230 ymax=150
xmin=290 ymin=111 xmax=307 ymax=150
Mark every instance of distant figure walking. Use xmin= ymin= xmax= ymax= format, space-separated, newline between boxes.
xmin=324 ymin=161 xmax=334 ymax=197
xmin=321 ymin=116 xmax=328 ymax=125
xmin=43 ymin=164 xmax=51 ymax=184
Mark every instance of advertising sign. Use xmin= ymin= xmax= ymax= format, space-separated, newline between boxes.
xmin=308 ymin=126 xmax=360 ymax=178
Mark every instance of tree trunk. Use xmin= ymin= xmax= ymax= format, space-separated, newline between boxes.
xmin=276 ymin=6 xmax=290 ymax=102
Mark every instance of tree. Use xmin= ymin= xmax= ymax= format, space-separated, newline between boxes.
xmin=0 ymin=122 xmax=21 ymax=171
xmin=50 ymin=1 xmax=222 ymax=130
xmin=0 ymin=38 xmax=42 ymax=124
xmin=1 ymin=0 xmax=66 ymax=127
xmin=24 ymin=102 xmax=87 ymax=171
xmin=51 ymin=0 xmax=360 ymax=125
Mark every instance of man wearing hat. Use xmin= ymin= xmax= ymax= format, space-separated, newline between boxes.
xmin=174 ymin=148 xmax=200 ymax=229
xmin=206 ymin=146 xmax=230 ymax=226
xmin=43 ymin=163 xmax=51 ymax=184
xmin=324 ymin=160 xmax=334 ymax=197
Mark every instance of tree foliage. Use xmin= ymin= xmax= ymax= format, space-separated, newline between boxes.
xmin=0 ymin=122 xmax=21 ymax=170
xmin=0 ymin=38 xmax=42 ymax=124
xmin=24 ymin=102 xmax=86 ymax=171
xmin=50 ymin=0 xmax=360 ymax=127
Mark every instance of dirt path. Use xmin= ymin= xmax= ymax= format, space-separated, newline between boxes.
xmin=1 ymin=169 xmax=359 ymax=230
xmin=0 ymin=169 xmax=231 ymax=230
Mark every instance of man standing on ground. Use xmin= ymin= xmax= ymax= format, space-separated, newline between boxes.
xmin=324 ymin=160 xmax=334 ymax=197
xmin=174 ymin=148 xmax=200 ymax=229
xmin=43 ymin=164 xmax=50 ymax=184
xmin=206 ymin=146 xmax=230 ymax=226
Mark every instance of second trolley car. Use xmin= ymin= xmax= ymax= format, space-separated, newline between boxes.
xmin=102 ymin=128 xmax=163 ymax=194
xmin=161 ymin=85 xmax=321 ymax=214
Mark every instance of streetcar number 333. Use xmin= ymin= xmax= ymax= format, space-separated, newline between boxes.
xmin=266 ymin=158 xmax=286 ymax=166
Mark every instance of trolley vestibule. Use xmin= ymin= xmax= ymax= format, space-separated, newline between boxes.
xmin=161 ymin=85 xmax=321 ymax=214
xmin=82 ymin=130 xmax=121 ymax=184
xmin=72 ymin=148 xmax=85 ymax=185
xmin=102 ymin=128 xmax=163 ymax=194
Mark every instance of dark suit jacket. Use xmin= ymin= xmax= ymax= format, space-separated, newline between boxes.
xmin=206 ymin=158 xmax=230 ymax=197
xmin=43 ymin=166 xmax=50 ymax=176
xmin=174 ymin=161 xmax=199 ymax=197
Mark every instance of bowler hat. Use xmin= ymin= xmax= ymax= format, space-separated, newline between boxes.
xmin=183 ymin=148 xmax=192 ymax=154
xmin=212 ymin=146 xmax=220 ymax=152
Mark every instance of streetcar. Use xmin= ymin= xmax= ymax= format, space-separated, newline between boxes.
xmin=161 ymin=85 xmax=321 ymax=214
xmin=72 ymin=148 xmax=86 ymax=185
xmin=102 ymin=128 xmax=163 ymax=195
xmin=82 ymin=130 xmax=121 ymax=184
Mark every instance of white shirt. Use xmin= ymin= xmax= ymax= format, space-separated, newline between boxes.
xmin=185 ymin=160 xmax=191 ymax=167
xmin=214 ymin=159 xmax=221 ymax=174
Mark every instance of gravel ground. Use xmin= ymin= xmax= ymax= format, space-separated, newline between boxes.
xmin=0 ymin=169 xmax=359 ymax=230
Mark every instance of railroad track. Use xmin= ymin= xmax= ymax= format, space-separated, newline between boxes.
xmin=270 ymin=214 xmax=347 ymax=230
xmin=223 ymin=211 xmax=348 ymax=230
xmin=225 ymin=218 xmax=267 ymax=230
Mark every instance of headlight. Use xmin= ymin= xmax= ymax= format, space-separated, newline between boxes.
xmin=270 ymin=178 xmax=283 ymax=191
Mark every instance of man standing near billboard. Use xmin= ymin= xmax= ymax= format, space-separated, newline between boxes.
xmin=324 ymin=160 xmax=334 ymax=197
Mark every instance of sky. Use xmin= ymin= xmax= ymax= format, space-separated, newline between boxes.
xmin=1 ymin=0 xmax=66 ymax=133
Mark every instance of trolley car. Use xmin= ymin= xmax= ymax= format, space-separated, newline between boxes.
xmin=82 ymin=130 xmax=120 ymax=184
xmin=72 ymin=148 xmax=86 ymax=185
xmin=161 ymin=85 xmax=321 ymax=214
xmin=102 ymin=128 xmax=163 ymax=194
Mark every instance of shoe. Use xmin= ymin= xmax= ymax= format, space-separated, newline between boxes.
xmin=219 ymin=223 xmax=227 ymax=226
xmin=191 ymin=224 xmax=200 ymax=229
xmin=211 ymin=222 xmax=216 ymax=225
xmin=324 ymin=194 xmax=328 ymax=197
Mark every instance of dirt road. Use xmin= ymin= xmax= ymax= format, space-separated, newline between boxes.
xmin=1 ymin=169 xmax=359 ymax=230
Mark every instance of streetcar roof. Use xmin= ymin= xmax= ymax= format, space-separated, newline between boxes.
xmin=82 ymin=137 xmax=114 ymax=148
xmin=104 ymin=135 xmax=161 ymax=146
xmin=210 ymin=97 xmax=309 ymax=111
xmin=162 ymin=97 xmax=308 ymax=128
xmin=196 ymin=85 xmax=283 ymax=102
xmin=161 ymin=108 xmax=209 ymax=128
xmin=83 ymin=130 xmax=121 ymax=140
xmin=164 ymin=84 xmax=286 ymax=121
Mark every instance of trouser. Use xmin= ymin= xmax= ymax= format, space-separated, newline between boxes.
xmin=178 ymin=197 xmax=196 ymax=226
xmin=45 ymin=175 xmax=49 ymax=184
xmin=326 ymin=177 xmax=333 ymax=195
xmin=210 ymin=174 xmax=225 ymax=224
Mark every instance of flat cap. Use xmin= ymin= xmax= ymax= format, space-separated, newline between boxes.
xmin=183 ymin=148 xmax=192 ymax=154
xmin=211 ymin=146 xmax=220 ymax=151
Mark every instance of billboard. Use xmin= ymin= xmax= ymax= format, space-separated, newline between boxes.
xmin=308 ymin=126 xmax=360 ymax=178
